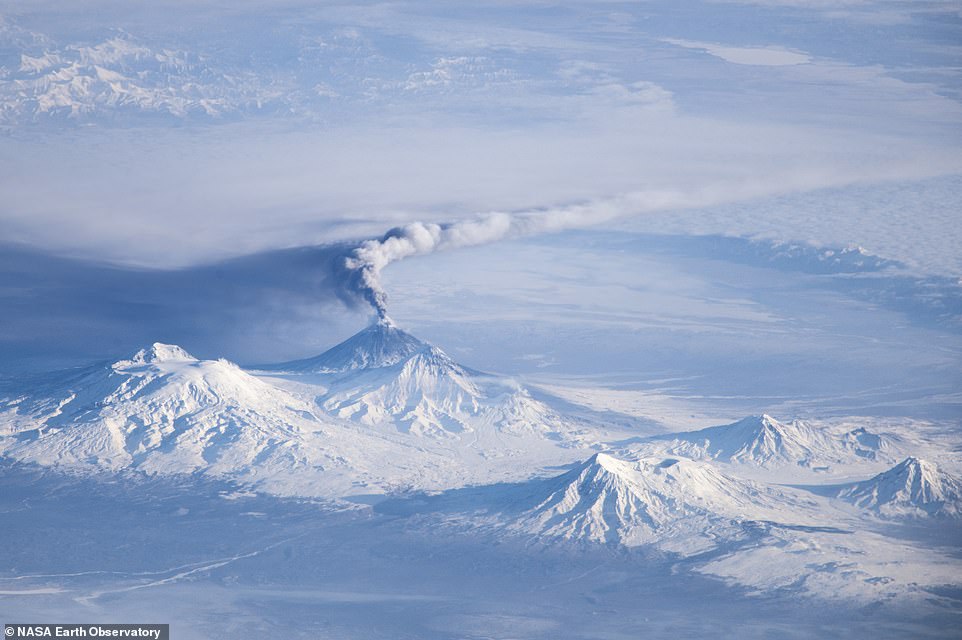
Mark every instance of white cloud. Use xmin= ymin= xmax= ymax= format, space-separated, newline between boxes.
xmin=1 ymin=110 xmax=958 ymax=268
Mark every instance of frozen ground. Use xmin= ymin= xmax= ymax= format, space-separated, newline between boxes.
xmin=1 ymin=463 xmax=959 ymax=640
xmin=383 ymin=229 xmax=962 ymax=422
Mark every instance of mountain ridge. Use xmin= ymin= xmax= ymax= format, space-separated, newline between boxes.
xmin=837 ymin=457 xmax=962 ymax=519
xmin=647 ymin=414 xmax=897 ymax=469
xmin=0 ymin=343 xmax=437 ymax=496
xmin=404 ymin=451 xmax=829 ymax=555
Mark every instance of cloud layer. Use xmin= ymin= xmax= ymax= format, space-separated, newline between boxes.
xmin=0 ymin=0 xmax=959 ymax=269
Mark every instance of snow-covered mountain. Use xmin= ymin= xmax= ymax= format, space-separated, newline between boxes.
xmin=266 ymin=318 xmax=583 ymax=440
xmin=0 ymin=19 xmax=518 ymax=127
xmin=468 ymin=453 xmax=824 ymax=554
xmin=0 ymin=339 xmax=609 ymax=496
xmin=319 ymin=347 xmax=485 ymax=435
xmin=648 ymin=414 xmax=896 ymax=469
xmin=2 ymin=340 xmax=959 ymax=610
xmin=271 ymin=318 xmax=429 ymax=373
xmin=837 ymin=457 xmax=962 ymax=519
xmin=0 ymin=29 xmax=284 ymax=124
xmin=0 ymin=343 xmax=432 ymax=496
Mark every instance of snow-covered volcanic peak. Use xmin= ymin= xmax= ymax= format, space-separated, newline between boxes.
xmin=681 ymin=414 xmax=826 ymax=466
xmin=118 ymin=342 xmax=196 ymax=366
xmin=319 ymin=341 xmax=484 ymax=436
xmin=273 ymin=319 xmax=573 ymax=439
xmin=839 ymin=426 xmax=895 ymax=459
xmin=657 ymin=414 xmax=893 ymax=468
xmin=271 ymin=317 xmax=429 ymax=373
xmin=838 ymin=457 xmax=962 ymax=519
xmin=502 ymin=453 xmax=819 ymax=553
xmin=0 ymin=343 xmax=349 ymax=487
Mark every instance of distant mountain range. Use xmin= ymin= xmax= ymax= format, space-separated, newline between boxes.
xmin=643 ymin=414 xmax=900 ymax=468
xmin=0 ymin=321 xmax=957 ymax=534
xmin=0 ymin=29 xmax=285 ymax=124
xmin=0 ymin=19 xmax=518 ymax=126
xmin=494 ymin=453 xmax=825 ymax=554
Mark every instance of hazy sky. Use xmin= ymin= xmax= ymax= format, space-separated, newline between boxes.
xmin=0 ymin=0 xmax=960 ymax=373
xmin=1 ymin=0 xmax=959 ymax=265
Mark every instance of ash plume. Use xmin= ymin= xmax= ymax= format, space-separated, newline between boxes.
xmin=342 ymin=188 xmax=715 ymax=319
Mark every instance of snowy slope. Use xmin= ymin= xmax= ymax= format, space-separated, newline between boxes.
xmin=459 ymin=453 xmax=825 ymax=555
xmin=649 ymin=414 xmax=897 ymax=469
xmin=0 ymin=343 xmax=449 ymax=496
xmin=266 ymin=319 xmax=587 ymax=441
xmin=378 ymin=450 xmax=962 ymax=601
xmin=837 ymin=457 xmax=962 ymax=519
xmin=270 ymin=317 xmax=428 ymax=373
xmin=1 ymin=343 xmax=322 ymax=471
xmin=314 ymin=335 xmax=485 ymax=436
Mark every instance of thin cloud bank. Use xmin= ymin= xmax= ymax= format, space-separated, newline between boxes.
xmin=1 ymin=0 xmax=960 ymax=269
xmin=4 ymin=112 xmax=957 ymax=269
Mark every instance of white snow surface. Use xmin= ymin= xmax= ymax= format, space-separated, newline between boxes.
xmin=0 ymin=329 xmax=960 ymax=607
xmin=265 ymin=319 xmax=597 ymax=441
xmin=837 ymin=457 xmax=962 ymax=519
xmin=0 ymin=336 xmax=616 ymax=496
xmin=0 ymin=343 xmax=404 ymax=495
xmin=643 ymin=414 xmax=901 ymax=469
xmin=494 ymin=453 xmax=826 ymax=555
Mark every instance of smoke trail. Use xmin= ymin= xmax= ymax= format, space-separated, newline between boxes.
xmin=342 ymin=185 xmax=757 ymax=318
xmin=343 ymin=213 xmax=513 ymax=318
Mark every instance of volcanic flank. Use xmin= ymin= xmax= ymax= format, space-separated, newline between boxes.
xmin=267 ymin=316 xmax=429 ymax=373
xmin=0 ymin=343 xmax=426 ymax=496
xmin=649 ymin=414 xmax=897 ymax=469
xmin=837 ymin=457 xmax=962 ymax=519
xmin=265 ymin=317 xmax=580 ymax=439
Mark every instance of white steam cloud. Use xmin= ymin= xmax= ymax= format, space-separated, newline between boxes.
xmin=344 ymin=185 xmax=748 ymax=319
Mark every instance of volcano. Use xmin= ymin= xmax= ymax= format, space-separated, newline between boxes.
xmin=449 ymin=452 xmax=826 ymax=554
xmin=267 ymin=319 xmax=579 ymax=440
xmin=837 ymin=457 xmax=962 ymax=519
xmin=651 ymin=414 xmax=896 ymax=469
xmin=0 ymin=343 xmax=420 ymax=496
xmin=268 ymin=317 xmax=428 ymax=373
